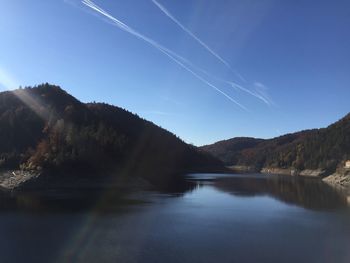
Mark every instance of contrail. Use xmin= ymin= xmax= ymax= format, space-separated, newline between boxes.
xmin=229 ymin=82 xmax=271 ymax=105
xmin=152 ymin=0 xmax=272 ymax=106
xmin=82 ymin=0 xmax=247 ymax=110
xmin=160 ymin=47 xmax=248 ymax=110
xmin=173 ymin=62 xmax=271 ymax=106
xmin=83 ymin=0 xmax=269 ymax=107
xmin=151 ymin=0 xmax=246 ymax=82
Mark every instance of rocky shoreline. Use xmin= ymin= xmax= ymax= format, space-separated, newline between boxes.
xmin=227 ymin=165 xmax=350 ymax=192
xmin=1 ymin=166 xmax=350 ymax=195
xmin=227 ymin=165 xmax=257 ymax=173
xmin=0 ymin=170 xmax=40 ymax=190
xmin=260 ymin=167 xmax=326 ymax=177
xmin=323 ymin=168 xmax=350 ymax=193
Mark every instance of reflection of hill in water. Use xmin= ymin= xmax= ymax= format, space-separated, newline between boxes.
xmin=0 ymin=178 xmax=196 ymax=214
xmin=0 ymin=175 xmax=346 ymax=212
xmin=0 ymin=188 xmax=150 ymax=214
xmin=211 ymin=175 xmax=348 ymax=210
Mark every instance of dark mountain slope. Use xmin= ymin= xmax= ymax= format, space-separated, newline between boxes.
xmin=0 ymin=84 xmax=223 ymax=189
xmin=201 ymin=113 xmax=350 ymax=175
xmin=200 ymin=137 xmax=264 ymax=165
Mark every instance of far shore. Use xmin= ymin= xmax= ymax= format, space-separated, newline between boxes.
xmin=1 ymin=166 xmax=349 ymax=197
xmin=227 ymin=165 xmax=350 ymax=193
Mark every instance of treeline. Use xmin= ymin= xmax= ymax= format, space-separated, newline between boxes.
xmin=0 ymin=84 xmax=222 ymax=187
xmin=201 ymin=113 xmax=350 ymax=174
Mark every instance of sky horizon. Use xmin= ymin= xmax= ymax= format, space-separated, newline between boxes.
xmin=1 ymin=0 xmax=349 ymax=146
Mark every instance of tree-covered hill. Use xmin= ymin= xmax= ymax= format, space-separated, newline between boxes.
xmin=0 ymin=84 xmax=223 ymax=188
xmin=201 ymin=114 xmax=350 ymax=175
xmin=200 ymin=137 xmax=264 ymax=165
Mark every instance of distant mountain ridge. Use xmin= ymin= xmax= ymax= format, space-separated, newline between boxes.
xmin=201 ymin=113 xmax=350 ymax=176
xmin=0 ymin=84 xmax=223 ymax=189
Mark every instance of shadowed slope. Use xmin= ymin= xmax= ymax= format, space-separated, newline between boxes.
xmin=0 ymin=84 xmax=223 ymax=189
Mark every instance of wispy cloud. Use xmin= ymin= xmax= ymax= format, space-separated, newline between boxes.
xmin=159 ymin=95 xmax=183 ymax=106
xmin=151 ymin=0 xmax=245 ymax=82
xmin=142 ymin=110 xmax=175 ymax=116
xmin=174 ymin=62 xmax=272 ymax=106
xmin=81 ymin=0 xmax=247 ymax=110
xmin=230 ymin=81 xmax=272 ymax=106
xmin=162 ymin=49 xmax=248 ymax=111
xmin=181 ymin=65 xmax=272 ymax=106
xmin=253 ymin=82 xmax=274 ymax=106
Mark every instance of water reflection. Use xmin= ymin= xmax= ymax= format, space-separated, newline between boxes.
xmin=0 ymin=173 xmax=347 ymax=213
xmin=188 ymin=174 xmax=348 ymax=210
xmin=0 ymin=188 xmax=149 ymax=214
xmin=0 ymin=174 xmax=350 ymax=263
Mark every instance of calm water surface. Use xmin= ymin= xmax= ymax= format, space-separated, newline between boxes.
xmin=0 ymin=173 xmax=350 ymax=263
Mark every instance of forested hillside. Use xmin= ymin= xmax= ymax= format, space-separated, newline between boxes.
xmin=201 ymin=114 xmax=350 ymax=174
xmin=0 ymin=84 xmax=223 ymax=188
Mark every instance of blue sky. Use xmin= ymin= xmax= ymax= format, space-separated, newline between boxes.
xmin=0 ymin=0 xmax=349 ymax=146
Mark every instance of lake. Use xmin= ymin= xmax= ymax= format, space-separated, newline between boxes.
xmin=0 ymin=173 xmax=350 ymax=263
